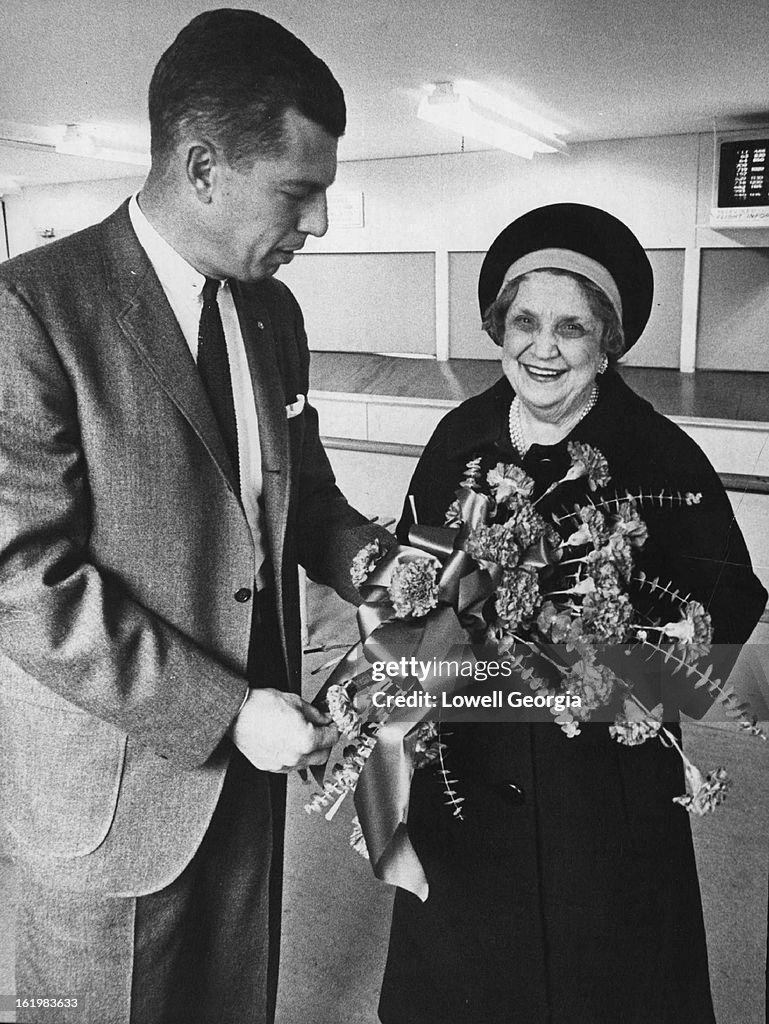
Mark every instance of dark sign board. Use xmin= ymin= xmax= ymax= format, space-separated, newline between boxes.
xmin=717 ymin=139 xmax=769 ymax=208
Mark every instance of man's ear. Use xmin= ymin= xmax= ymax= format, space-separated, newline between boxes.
xmin=186 ymin=142 xmax=219 ymax=204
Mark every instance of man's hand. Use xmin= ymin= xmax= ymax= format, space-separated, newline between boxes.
xmin=229 ymin=688 xmax=339 ymax=772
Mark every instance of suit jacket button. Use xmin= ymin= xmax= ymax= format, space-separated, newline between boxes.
xmin=234 ymin=588 xmax=252 ymax=603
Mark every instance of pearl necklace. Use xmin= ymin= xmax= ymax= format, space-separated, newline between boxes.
xmin=508 ymin=383 xmax=599 ymax=458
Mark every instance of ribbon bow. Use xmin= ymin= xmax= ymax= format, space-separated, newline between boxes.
xmin=314 ymin=485 xmax=551 ymax=899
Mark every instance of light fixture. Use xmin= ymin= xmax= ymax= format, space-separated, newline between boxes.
xmin=55 ymin=123 xmax=149 ymax=167
xmin=417 ymin=81 xmax=567 ymax=159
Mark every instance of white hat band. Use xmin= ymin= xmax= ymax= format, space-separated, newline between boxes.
xmin=499 ymin=247 xmax=623 ymax=320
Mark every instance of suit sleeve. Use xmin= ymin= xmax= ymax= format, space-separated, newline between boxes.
xmin=0 ymin=281 xmax=247 ymax=769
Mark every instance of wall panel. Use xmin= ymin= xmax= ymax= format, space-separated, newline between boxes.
xmin=622 ymin=250 xmax=684 ymax=368
xmin=697 ymin=249 xmax=769 ymax=371
xmin=277 ymin=251 xmax=435 ymax=354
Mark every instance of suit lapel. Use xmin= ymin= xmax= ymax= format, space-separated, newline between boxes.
xmin=99 ymin=205 xmax=292 ymax=614
xmin=101 ymin=203 xmax=239 ymax=495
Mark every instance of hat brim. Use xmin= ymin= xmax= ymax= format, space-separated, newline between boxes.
xmin=478 ymin=203 xmax=654 ymax=353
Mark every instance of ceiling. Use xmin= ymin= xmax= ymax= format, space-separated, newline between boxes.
xmin=2 ymin=0 xmax=768 ymax=188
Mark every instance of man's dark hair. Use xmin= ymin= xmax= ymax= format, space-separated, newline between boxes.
xmin=148 ymin=8 xmax=346 ymax=168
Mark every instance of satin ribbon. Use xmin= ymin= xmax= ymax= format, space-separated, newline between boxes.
xmin=313 ymin=485 xmax=553 ymax=899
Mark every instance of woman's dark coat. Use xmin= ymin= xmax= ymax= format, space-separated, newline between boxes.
xmin=379 ymin=371 xmax=767 ymax=1024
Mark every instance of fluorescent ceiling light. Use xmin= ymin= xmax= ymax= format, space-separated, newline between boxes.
xmin=417 ymin=82 xmax=567 ymax=159
xmin=54 ymin=123 xmax=149 ymax=166
xmin=0 ymin=119 xmax=150 ymax=167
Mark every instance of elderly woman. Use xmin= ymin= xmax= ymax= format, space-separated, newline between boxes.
xmin=377 ymin=204 xmax=767 ymax=1024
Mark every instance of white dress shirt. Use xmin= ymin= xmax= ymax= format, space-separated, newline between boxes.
xmin=128 ymin=194 xmax=266 ymax=587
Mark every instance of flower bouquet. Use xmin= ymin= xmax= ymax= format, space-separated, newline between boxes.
xmin=306 ymin=443 xmax=766 ymax=896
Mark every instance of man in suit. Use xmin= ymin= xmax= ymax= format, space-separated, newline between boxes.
xmin=0 ymin=9 xmax=392 ymax=1023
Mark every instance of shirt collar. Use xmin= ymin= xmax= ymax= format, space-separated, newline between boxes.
xmin=128 ymin=193 xmax=210 ymax=299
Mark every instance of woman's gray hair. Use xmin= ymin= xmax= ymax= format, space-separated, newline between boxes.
xmin=481 ymin=268 xmax=626 ymax=360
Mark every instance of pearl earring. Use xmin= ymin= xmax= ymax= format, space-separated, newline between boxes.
xmin=597 ymin=354 xmax=609 ymax=375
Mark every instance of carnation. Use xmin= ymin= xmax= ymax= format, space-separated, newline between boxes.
xmin=444 ymin=499 xmax=463 ymax=528
xmin=585 ymin=559 xmax=623 ymax=598
xmin=326 ymin=683 xmax=361 ymax=739
xmin=537 ymin=600 xmax=584 ymax=644
xmin=350 ymin=539 xmax=383 ymax=588
xmin=582 ymin=589 xmax=634 ymax=644
xmin=504 ymin=495 xmax=554 ymax=550
xmin=388 ymin=559 xmax=440 ymax=618
xmin=563 ymin=660 xmax=618 ymax=719
xmin=613 ymin=499 xmax=648 ymax=548
xmin=566 ymin=442 xmax=611 ymax=491
xmin=659 ymin=600 xmax=712 ymax=664
xmin=485 ymin=620 xmax=516 ymax=653
xmin=465 ymin=523 xmax=521 ymax=568
xmin=411 ymin=721 xmax=444 ymax=769
xmin=589 ymin=531 xmax=635 ymax=582
xmin=610 ymin=711 xmax=662 ymax=746
xmin=577 ymin=505 xmax=610 ymax=548
xmin=487 ymin=463 xmax=535 ymax=504
xmin=495 ymin=568 xmax=541 ymax=634
xmin=673 ymin=764 xmax=731 ymax=816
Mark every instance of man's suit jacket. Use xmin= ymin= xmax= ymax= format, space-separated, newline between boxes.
xmin=0 ymin=200 xmax=381 ymax=895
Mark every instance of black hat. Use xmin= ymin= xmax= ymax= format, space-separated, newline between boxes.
xmin=478 ymin=203 xmax=654 ymax=352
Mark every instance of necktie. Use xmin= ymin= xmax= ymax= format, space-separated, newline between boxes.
xmin=197 ymin=277 xmax=240 ymax=493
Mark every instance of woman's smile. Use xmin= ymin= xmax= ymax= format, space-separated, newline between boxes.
xmin=519 ymin=364 xmax=568 ymax=383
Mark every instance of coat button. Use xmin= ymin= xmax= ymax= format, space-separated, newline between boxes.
xmin=234 ymin=588 xmax=252 ymax=603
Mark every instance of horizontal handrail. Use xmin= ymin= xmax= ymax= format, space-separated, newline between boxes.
xmin=322 ymin=436 xmax=769 ymax=495
xmin=720 ymin=473 xmax=769 ymax=496
xmin=322 ymin=436 xmax=424 ymax=458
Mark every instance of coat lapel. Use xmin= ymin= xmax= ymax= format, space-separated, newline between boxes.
xmin=100 ymin=203 xmax=239 ymax=495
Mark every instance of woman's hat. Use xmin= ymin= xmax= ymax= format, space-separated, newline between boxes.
xmin=477 ymin=203 xmax=654 ymax=352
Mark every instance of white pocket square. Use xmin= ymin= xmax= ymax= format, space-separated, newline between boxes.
xmin=286 ymin=394 xmax=306 ymax=418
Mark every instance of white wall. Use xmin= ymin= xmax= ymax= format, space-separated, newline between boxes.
xmin=5 ymin=132 xmax=769 ymax=370
xmin=4 ymin=135 xmax=701 ymax=255
xmin=325 ymin=134 xmax=700 ymax=252
xmin=282 ymin=135 xmax=703 ymax=362
xmin=3 ymin=175 xmax=142 ymax=256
